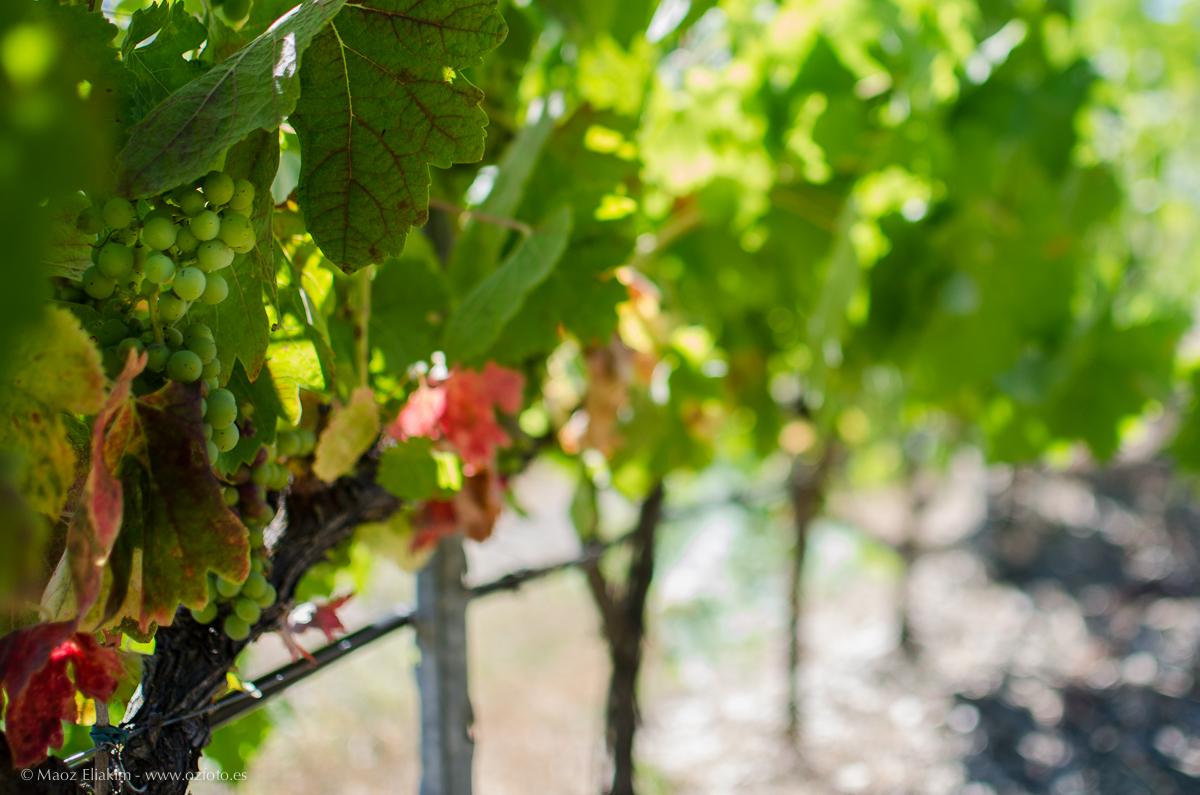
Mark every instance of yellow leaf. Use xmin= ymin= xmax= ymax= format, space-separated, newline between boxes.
xmin=312 ymin=387 xmax=379 ymax=482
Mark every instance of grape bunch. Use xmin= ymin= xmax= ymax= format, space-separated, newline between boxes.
xmin=69 ymin=170 xmax=257 ymax=462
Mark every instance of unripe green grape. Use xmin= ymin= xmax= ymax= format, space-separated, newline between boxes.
xmin=223 ymin=0 xmax=251 ymax=22
xmin=204 ymin=422 xmax=214 ymax=440
xmin=216 ymin=576 xmax=242 ymax=599
xmin=276 ymin=431 xmax=301 ymax=457
xmin=173 ymin=266 xmax=207 ymax=302
xmin=174 ymin=226 xmax=199 ymax=254
xmin=189 ymin=210 xmax=221 ymax=241
xmin=241 ymin=571 xmax=268 ymax=599
xmin=76 ymin=206 xmax=103 ymax=234
xmin=202 ymin=358 xmax=221 ymax=380
xmin=146 ymin=343 xmax=171 ymax=372
xmin=196 ymin=239 xmax=234 ymax=272
xmin=140 ymin=216 xmax=178 ymax=251
xmin=218 ymin=213 xmax=255 ymax=252
xmin=167 ymin=349 xmax=203 ymax=382
xmin=82 ymin=267 xmax=116 ymax=300
xmin=204 ymin=376 xmax=220 ymax=392
xmin=233 ymin=597 xmax=261 ymax=624
xmin=251 ymin=463 xmax=270 ymax=486
xmin=97 ymin=242 xmax=134 ymax=279
xmin=96 ymin=318 xmax=128 ymax=346
xmin=188 ymin=336 xmax=218 ymax=364
xmin=205 ymin=388 xmax=238 ymax=429
xmin=158 ymin=293 xmax=189 ymax=323
xmin=212 ymin=423 xmax=240 ymax=453
xmin=255 ymin=583 xmax=278 ymax=608
xmin=190 ymin=602 xmax=218 ymax=625
xmin=229 ymin=179 xmax=255 ymax=212
xmin=296 ymin=428 xmax=317 ymax=454
xmin=203 ymin=171 xmax=235 ymax=206
xmin=102 ymin=197 xmax=135 ymax=229
xmin=201 ymin=273 xmax=229 ymax=305
xmin=178 ymin=190 xmax=207 ymax=217
xmin=223 ymin=486 xmax=239 ymax=507
xmin=143 ymin=252 xmax=175 ymax=284
xmin=223 ymin=614 xmax=250 ymax=641
xmin=206 ymin=439 xmax=220 ymax=461
xmin=185 ymin=323 xmax=214 ymax=345
xmin=116 ymin=337 xmax=144 ymax=360
xmin=164 ymin=326 xmax=184 ymax=347
xmin=248 ymin=525 xmax=265 ymax=548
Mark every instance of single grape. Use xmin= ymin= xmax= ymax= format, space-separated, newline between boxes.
xmin=95 ymin=318 xmax=128 ymax=346
xmin=164 ymin=326 xmax=184 ymax=347
xmin=222 ymin=0 xmax=251 ymax=22
xmin=174 ymin=227 xmax=199 ymax=255
xmin=223 ymin=614 xmax=250 ymax=641
xmin=146 ymin=343 xmax=170 ymax=372
xmin=185 ymin=322 xmax=214 ymax=344
xmin=223 ymin=485 xmax=239 ymax=507
xmin=241 ymin=571 xmax=268 ymax=599
xmin=248 ymin=525 xmax=265 ymax=548
xmin=82 ymin=267 xmax=116 ymax=300
xmin=158 ymin=293 xmax=189 ymax=323
xmin=215 ymin=576 xmax=242 ymax=599
xmin=97 ymin=242 xmax=134 ymax=280
xmin=276 ymin=431 xmax=301 ymax=457
xmin=212 ymin=423 xmax=240 ymax=453
xmin=206 ymin=439 xmax=220 ymax=461
xmin=177 ymin=190 xmax=207 ymax=217
xmin=76 ymin=206 xmax=103 ymax=234
xmin=167 ymin=349 xmax=203 ymax=382
xmin=202 ymin=357 xmax=222 ymax=380
xmin=189 ymin=210 xmax=221 ymax=241
xmin=255 ymin=583 xmax=278 ymax=608
xmin=233 ymin=598 xmax=261 ymax=624
xmin=201 ymin=273 xmax=229 ymax=305
xmin=196 ymin=239 xmax=234 ymax=273
xmin=296 ymin=428 xmax=317 ymax=454
xmin=218 ymin=213 xmax=255 ymax=252
xmin=205 ymin=388 xmax=238 ymax=429
xmin=188 ymin=335 xmax=218 ymax=364
xmin=203 ymin=171 xmax=235 ymax=206
xmin=229 ymin=179 xmax=255 ymax=212
xmin=204 ymin=376 xmax=220 ymax=392
xmin=173 ymin=266 xmax=207 ymax=302
xmin=116 ymin=337 xmax=144 ymax=360
xmin=140 ymin=216 xmax=178 ymax=251
xmin=190 ymin=603 xmax=218 ymax=625
xmin=204 ymin=422 xmax=214 ymax=440
xmin=143 ymin=252 xmax=175 ymax=284
xmin=101 ymin=197 xmax=135 ymax=229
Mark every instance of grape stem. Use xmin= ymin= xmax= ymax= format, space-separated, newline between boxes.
xmin=429 ymin=197 xmax=534 ymax=237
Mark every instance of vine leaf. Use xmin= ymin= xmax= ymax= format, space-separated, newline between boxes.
xmin=0 ymin=624 xmax=123 ymax=768
xmin=292 ymin=0 xmax=508 ymax=270
xmin=312 ymin=386 xmax=379 ymax=482
xmin=442 ymin=207 xmax=572 ymax=364
xmin=116 ymin=0 xmax=347 ymax=197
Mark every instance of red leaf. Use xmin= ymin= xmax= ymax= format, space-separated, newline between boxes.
xmin=289 ymin=594 xmax=353 ymax=644
xmin=411 ymin=469 xmax=505 ymax=545
xmin=388 ymin=364 xmax=524 ymax=475
xmin=0 ymin=625 xmax=121 ymax=768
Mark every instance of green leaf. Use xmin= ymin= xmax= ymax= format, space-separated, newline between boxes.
xmin=442 ymin=207 xmax=572 ymax=364
xmin=377 ymin=437 xmax=440 ymax=500
xmin=121 ymin=0 xmax=207 ymax=123
xmin=370 ymin=247 xmax=449 ymax=375
xmin=116 ymin=0 xmax=347 ymax=197
xmin=197 ymin=130 xmax=280 ymax=382
xmin=267 ymin=339 xmax=326 ymax=424
xmin=447 ymin=109 xmax=555 ymax=294
xmin=292 ymin=0 xmax=508 ymax=270
xmin=312 ymin=386 xmax=379 ymax=481
xmin=43 ymin=195 xmax=93 ymax=281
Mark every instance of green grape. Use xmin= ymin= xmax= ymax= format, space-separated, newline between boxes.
xmin=223 ymin=614 xmax=250 ymax=641
xmin=204 ymin=376 xmax=220 ymax=392
xmin=97 ymin=242 xmax=134 ymax=280
xmin=276 ymin=431 xmax=301 ymax=457
xmin=229 ymin=179 xmax=255 ymax=212
xmin=223 ymin=485 xmax=239 ymax=507
xmin=101 ymin=197 xmax=135 ymax=229
xmin=196 ymin=239 xmax=234 ymax=273
xmin=218 ymin=213 xmax=255 ymax=253
xmin=223 ymin=0 xmax=251 ymax=22
xmin=177 ymin=190 xmax=207 ymax=217
xmin=205 ymin=388 xmax=238 ymax=429
xmin=215 ymin=576 xmax=242 ymax=599
xmin=76 ymin=206 xmax=104 ymax=234
xmin=96 ymin=318 xmax=128 ymax=346
xmin=251 ymin=463 xmax=271 ymax=486
xmin=202 ymin=357 xmax=221 ymax=380
xmin=206 ymin=439 xmax=220 ymax=461
xmin=212 ymin=423 xmax=240 ymax=452
xmin=185 ymin=323 xmax=214 ymax=345
xmin=146 ymin=343 xmax=170 ymax=372
xmin=190 ymin=603 xmax=218 ymax=625
xmin=241 ymin=571 xmax=268 ymax=599
xmin=189 ymin=210 xmax=221 ymax=241
xmin=204 ymin=422 xmax=214 ymax=439
xmin=140 ymin=216 xmax=178 ymax=251
xmin=255 ymin=583 xmax=278 ymax=608
xmin=58 ymin=284 xmax=85 ymax=302
xmin=233 ymin=597 xmax=261 ymax=624
xmin=248 ymin=525 xmax=265 ymax=548
xmin=164 ymin=326 xmax=184 ymax=347
xmin=167 ymin=349 xmax=203 ymax=382
xmin=203 ymin=171 xmax=235 ymax=206
xmin=173 ymin=267 xmax=207 ymax=302
xmin=143 ymin=252 xmax=175 ymax=284
xmin=82 ymin=267 xmax=116 ymax=300
xmin=158 ymin=293 xmax=188 ymax=323
xmin=187 ymin=336 xmax=217 ymax=365
xmin=116 ymin=337 xmax=144 ymax=361
xmin=296 ymin=428 xmax=317 ymax=454
xmin=201 ymin=273 xmax=229 ymax=304
xmin=175 ymin=226 xmax=199 ymax=254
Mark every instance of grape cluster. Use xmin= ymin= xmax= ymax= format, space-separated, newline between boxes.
xmin=70 ymin=170 xmax=257 ymax=462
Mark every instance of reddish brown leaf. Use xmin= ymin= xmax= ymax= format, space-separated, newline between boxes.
xmin=289 ymin=594 xmax=353 ymax=644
